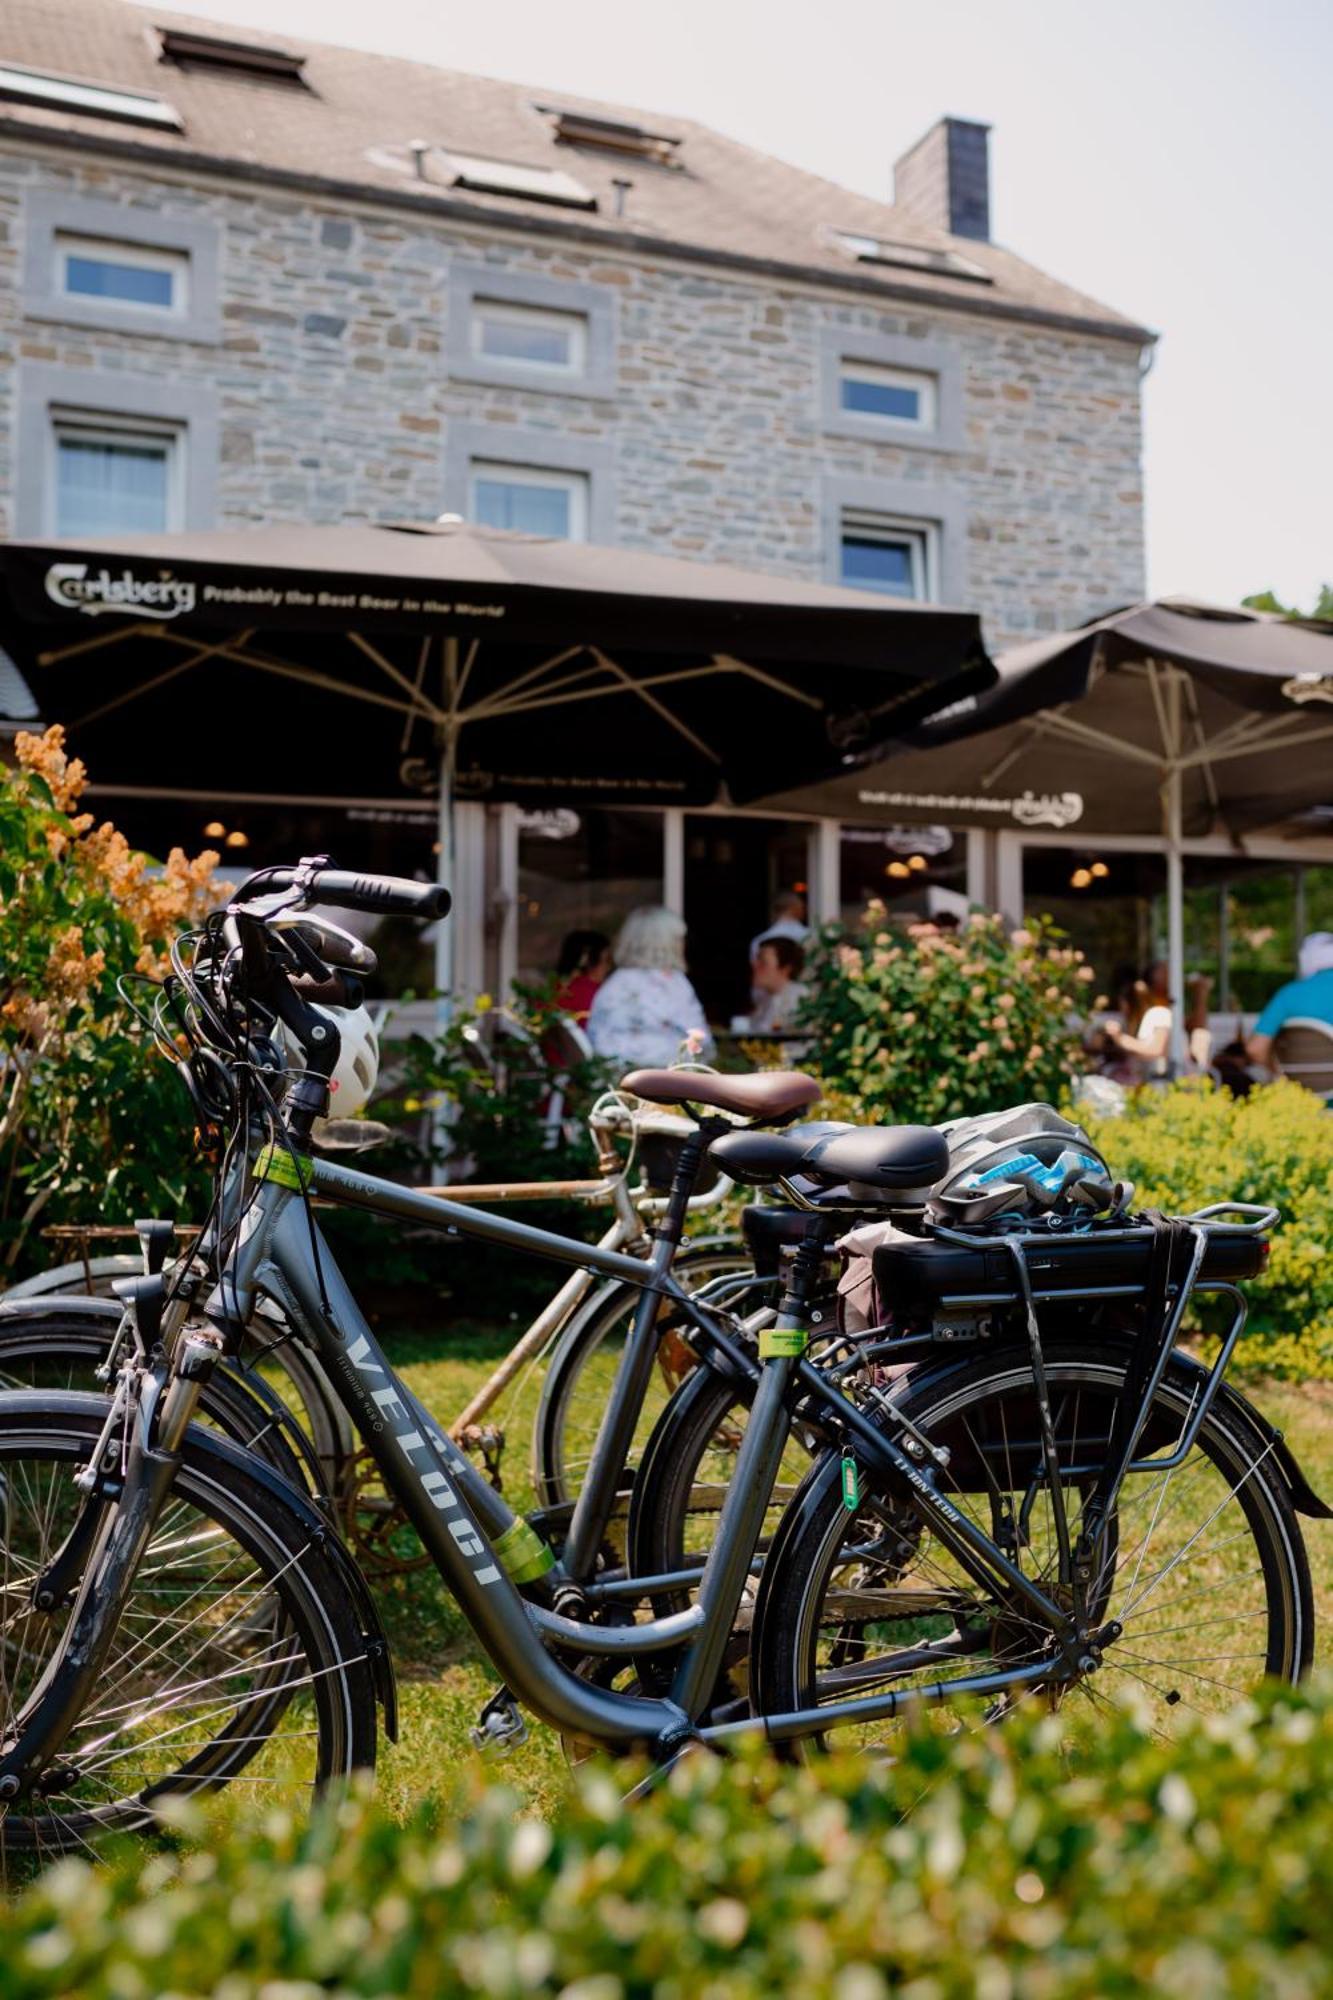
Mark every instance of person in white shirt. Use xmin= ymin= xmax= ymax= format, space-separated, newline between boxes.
xmin=587 ymin=906 xmax=714 ymax=1072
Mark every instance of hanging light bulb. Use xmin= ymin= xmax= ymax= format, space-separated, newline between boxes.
xmin=1090 ymin=860 xmax=1109 ymax=879
xmin=886 ymin=860 xmax=911 ymax=879
xmin=203 ymin=821 xmax=225 ymax=839
xmin=1070 ymin=868 xmax=1093 ymax=890
xmin=224 ymin=829 xmax=249 ymax=849
xmin=907 ymin=854 xmax=928 ymax=872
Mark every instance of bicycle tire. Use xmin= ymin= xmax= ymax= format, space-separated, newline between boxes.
xmin=750 ymin=1341 xmax=1313 ymax=1754
xmin=530 ymin=1237 xmax=761 ymax=1511
xmin=0 ymin=1394 xmax=378 ymax=1866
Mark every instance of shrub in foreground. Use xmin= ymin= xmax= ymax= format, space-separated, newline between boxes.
xmin=1082 ymin=1078 xmax=1333 ymax=1376
xmin=7 ymin=1681 xmax=1333 ymax=1997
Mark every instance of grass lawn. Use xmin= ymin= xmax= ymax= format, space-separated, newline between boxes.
xmin=361 ymin=1317 xmax=1333 ymax=1818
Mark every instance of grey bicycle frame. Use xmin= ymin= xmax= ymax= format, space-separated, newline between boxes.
xmin=203 ymin=1149 xmax=1085 ymax=1755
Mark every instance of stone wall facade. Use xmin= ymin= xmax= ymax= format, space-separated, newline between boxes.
xmin=0 ymin=144 xmax=1147 ymax=650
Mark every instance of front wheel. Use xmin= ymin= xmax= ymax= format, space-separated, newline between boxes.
xmin=751 ymin=1344 xmax=1313 ymax=1756
xmin=0 ymin=1394 xmax=378 ymax=1869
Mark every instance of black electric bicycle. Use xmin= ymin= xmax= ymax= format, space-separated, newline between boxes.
xmin=0 ymin=860 xmax=1319 ymax=1863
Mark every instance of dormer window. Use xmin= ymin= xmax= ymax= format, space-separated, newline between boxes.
xmin=155 ymin=27 xmax=309 ymax=88
xmin=443 ymin=150 xmax=597 ymax=210
xmin=0 ymin=62 xmax=181 ymax=131
xmin=831 ymin=229 xmax=991 ymax=284
xmin=538 ymin=106 xmax=682 ymax=166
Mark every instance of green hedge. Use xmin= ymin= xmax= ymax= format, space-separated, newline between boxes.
xmin=8 ymin=1681 xmax=1333 ymax=1996
xmin=1081 ymin=1079 xmax=1333 ymax=1377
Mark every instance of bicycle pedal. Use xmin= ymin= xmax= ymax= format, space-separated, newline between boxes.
xmin=470 ymin=1687 xmax=529 ymax=1756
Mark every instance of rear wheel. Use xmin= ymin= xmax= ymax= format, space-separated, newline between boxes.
xmin=531 ymin=1241 xmax=764 ymax=1512
xmin=752 ymin=1344 xmax=1312 ymax=1756
xmin=0 ymin=1395 xmax=378 ymax=1869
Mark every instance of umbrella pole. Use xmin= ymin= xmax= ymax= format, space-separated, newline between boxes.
xmin=1164 ymin=668 xmax=1187 ymax=1077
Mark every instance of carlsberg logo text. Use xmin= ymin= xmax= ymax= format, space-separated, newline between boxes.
xmin=45 ymin=563 xmax=197 ymax=619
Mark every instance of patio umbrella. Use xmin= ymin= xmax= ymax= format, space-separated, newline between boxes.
xmin=0 ymin=518 xmax=991 ymax=996
xmin=761 ymin=597 xmax=1333 ymax=1070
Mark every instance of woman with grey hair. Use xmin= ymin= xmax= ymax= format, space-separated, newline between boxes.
xmin=587 ymin=906 xmax=714 ymax=1072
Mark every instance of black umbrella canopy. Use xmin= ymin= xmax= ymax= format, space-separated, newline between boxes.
xmin=759 ymin=597 xmax=1333 ymax=838
xmin=0 ymin=520 xmax=992 ymax=809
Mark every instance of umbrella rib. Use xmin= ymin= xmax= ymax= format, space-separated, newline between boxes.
xmin=712 ymin=654 xmax=824 ymax=711
xmin=462 ymin=643 xmax=589 ymax=715
xmin=474 ymin=661 xmax=729 ymax=722
xmin=36 ymin=620 xmax=160 ymax=668
xmin=1181 ymin=673 xmax=1221 ymax=815
xmin=1023 ymin=709 xmax=1165 ymax=770
xmin=1182 ymin=717 xmax=1333 ymax=770
xmin=75 ymin=630 xmax=257 ymax=729
xmin=586 ymin=648 xmax=721 ymax=762
xmin=213 ymin=642 xmax=421 ymax=717
xmin=468 ymin=651 xmax=620 ymax=720
xmin=1146 ymin=659 xmax=1177 ymax=758
xmin=348 ymin=632 xmax=447 ymax=721
xmin=453 ymin=636 xmax=481 ymax=709
xmin=400 ymin=636 xmax=432 ymax=754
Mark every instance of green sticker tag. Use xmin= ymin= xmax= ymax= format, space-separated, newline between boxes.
xmin=255 ymin=1143 xmax=314 ymax=1191
xmin=841 ymin=1451 xmax=860 ymax=1512
xmin=493 ymin=1518 xmax=556 ymax=1585
xmin=758 ymin=1326 xmax=808 ymax=1359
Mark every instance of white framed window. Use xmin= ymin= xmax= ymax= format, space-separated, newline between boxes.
xmin=471 ymin=298 xmax=588 ymax=375
xmin=839 ymin=359 xmax=936 ymax=430
xmin=469 ymin=461 xmax=590 ymax=541
xmin=54 ymin=234 xmax=188 ymax=317
xmin=49 ymin=409 xmax=184 ymax=537
xmin=840 ymin=509 xmax=937 ymax=601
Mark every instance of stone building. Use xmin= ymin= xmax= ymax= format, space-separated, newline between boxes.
xmin=0 ymin=0 xmax=1159 ymax=1010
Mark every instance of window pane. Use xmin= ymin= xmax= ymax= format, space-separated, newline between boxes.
xmin=473 ymin=475 xmax=573 ymax=538
xmin=841 ymin=374 xmax=921 ymax=422
xmin=517 ymin=808 xmax=662 ymax=985
xmin=55 ymin=437 xmax=170 ymax=536
xmin=64 ymin=254 xmax=175 ymax=309
xmin=841 ymin=532 xmax=917 ymax=597
xmin=477 ymin=310 xmax=576 ymax=368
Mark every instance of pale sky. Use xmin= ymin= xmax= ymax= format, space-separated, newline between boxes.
xmin=151 ymin=0 xmax=1332 ymax=612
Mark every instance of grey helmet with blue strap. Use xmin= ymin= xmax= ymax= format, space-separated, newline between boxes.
xmin=929 ymin=1102 xmax=1124 ymax=1225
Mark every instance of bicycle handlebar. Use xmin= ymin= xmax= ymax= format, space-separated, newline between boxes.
xmin=234 ymin=863 xmax=451 ymax=922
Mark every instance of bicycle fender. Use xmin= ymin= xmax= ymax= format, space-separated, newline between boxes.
xmin=0 ymin=1294 xmax=123 ymax=1324
xmin=1181 ymin=1360 xmax=1333 ymax=1521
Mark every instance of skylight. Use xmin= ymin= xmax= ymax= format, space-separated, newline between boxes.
xmin=0 ymin=61 xmax=182 ymax=130
xmin=156 ymin=27 xmax=309 ymax=87
xmin=538 ymin=105 xmax=681 ymax=165
xmin=832 ymin=230 xmax=992 ymax=284
xmin=442 ymin=150 xmax=597 ymax=210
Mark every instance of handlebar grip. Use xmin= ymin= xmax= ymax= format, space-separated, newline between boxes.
xmin=234 ymin=865 xmax=450 ymax=920
xmin=306 ymin=869 xmax=451 ymax=920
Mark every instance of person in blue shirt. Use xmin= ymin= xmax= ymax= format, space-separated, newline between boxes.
xmin=1246 ymin=933 xmax=1333 ymax=1068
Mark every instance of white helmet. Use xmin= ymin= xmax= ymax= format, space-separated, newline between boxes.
xmin=280 ymin=1003 xmax=381 ymax=1117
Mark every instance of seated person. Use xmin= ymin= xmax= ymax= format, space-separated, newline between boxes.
xmin=1101 ymin=960 xmax=1172 ymax=1079
xmin=587 ymin=906 xmax=714 ymax=1072
xmin=747 ymin=936 xmax=808 ymax=1035
xmin=1246 ymin=932 xmax=1333 ymax=1069
xmin=553 ymin=929 xmax=611 ymax=1024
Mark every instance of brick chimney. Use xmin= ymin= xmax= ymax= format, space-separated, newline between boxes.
xmin=893 ymin=117 xmax=991 ymax=242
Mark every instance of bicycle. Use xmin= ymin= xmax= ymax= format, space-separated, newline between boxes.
xmin=0 ymin=1087 xmax=750 ymax=1553
xmin=0 ymin=859 xmax=1321 ymax=1860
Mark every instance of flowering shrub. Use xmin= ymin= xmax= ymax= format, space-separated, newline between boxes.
xmin=0 ymin=728 xmax=222 ymax=1274
xmin=5 ymin=1680 xmax=1332 ymax=1995
xmin=798 ymin=905 xmax=1089 ymax=1124
xmin=1082 ymin=1077 xmax=1333 ymax=1377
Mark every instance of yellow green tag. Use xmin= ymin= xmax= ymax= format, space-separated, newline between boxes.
xmin=255 ymin=1143 xmax=314 ymax=1191
xmin=841 ymin=1451 xmax=860 ymax=1511
xmin=493 ymin=1518 xmax=556 ymax=1584
xmin=758 ymin=1326 xmax=808 ymax=1359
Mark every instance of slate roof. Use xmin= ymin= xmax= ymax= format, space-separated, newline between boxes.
xmin=0 ymin=0 xmax=1153 ymax=343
